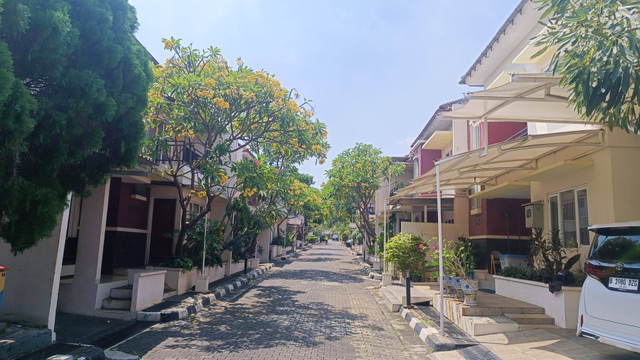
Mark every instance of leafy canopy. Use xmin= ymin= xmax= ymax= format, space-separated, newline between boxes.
xmin=0 ymin=0 xmax=153 ymax=253
xmin=536 ymin=0 xmax=640 ymax=132
xmin=144 ymin=38 xmax=328 ymax=258
xmin=324 ymin=143 xmax=403 ymax=242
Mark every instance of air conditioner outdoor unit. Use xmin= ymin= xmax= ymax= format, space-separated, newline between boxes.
xmin=522 ymin=201 xmax=543 ymax=229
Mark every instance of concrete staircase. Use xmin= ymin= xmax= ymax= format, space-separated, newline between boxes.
xmin=433 ymin=289 xmax=557 ymax=336
xmin=473 ymin=270 xmax=495 ymax=291
xmin=102 ymin=285 xmax=132 ymax=310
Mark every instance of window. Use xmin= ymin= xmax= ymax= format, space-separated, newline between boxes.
xmin=425 ymin=198 xmax=455 ymax=223
xmin=469 ymin=185 xmax=482 ymax=214
xmin=412 ymin=158 xmax=419 ymax=179
xmin=549 ymin=187 xmax=589 ymax=248
xmin=470 ymin=123 xmax=481 ymax=150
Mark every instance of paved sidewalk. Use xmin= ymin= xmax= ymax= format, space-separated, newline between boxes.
xmin=112 ymin=242 xmax=431 ymax=359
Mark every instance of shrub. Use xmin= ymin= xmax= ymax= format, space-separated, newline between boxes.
xmin=385 ymin=233 xmax=429 ymax=275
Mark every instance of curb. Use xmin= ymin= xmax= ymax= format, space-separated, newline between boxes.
xmin=398 ymin=307 xmax=456 ymax=352
xmin=355 ymin=259 xmax=383 ymax=280
xmin=136 ymin=264 xmax=273 ymax=323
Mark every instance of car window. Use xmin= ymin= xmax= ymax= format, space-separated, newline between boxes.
xmin=589 ymin=228 xmax=640 ymax=263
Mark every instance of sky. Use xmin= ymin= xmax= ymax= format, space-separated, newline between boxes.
xmin=129 ymin=0 xmax=522 ymax=186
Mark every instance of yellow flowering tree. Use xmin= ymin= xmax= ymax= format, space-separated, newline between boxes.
xmin=144 ymin=38 xmax=327 ymax=258
xmin=325 ymin=143 xmax=404 ymax=259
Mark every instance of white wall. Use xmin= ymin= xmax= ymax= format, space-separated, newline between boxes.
xmin=0 ymin=204 xmax=69 ymax=340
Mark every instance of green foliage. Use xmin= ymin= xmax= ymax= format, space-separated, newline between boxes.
xmin=385 ymin=233 xmax=429 ymax=274
xmin=161 ymin=212 xmax=226 ymax=270
xmin=145 ymin=38 xmax=328 ymax=257
xmin=536 ymin=0 xmax=640 ymax=133
xmin=0 ymin=0 xmax=153 ymax=253
xmin=325 ymin=143 xmax=404 ymax=245
xmin=306 ymin=234 xmax=318 ymax=243
xmin=499 ymin=266 xmax=544 ymax=282
xmin=440 ymin=237 xmax=476 ymax=277
xmin=507 ymin=228 xmax=581 ymax=285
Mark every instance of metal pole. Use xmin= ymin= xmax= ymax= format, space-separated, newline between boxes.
xmin=405 ymin=270 xmax=412 ymax=307
xmin=202 ymin=214 xmax=207 ymax=276
xmin=436 ymin=164 xmax=445 ymax=336
xmin=383 ymin=198 xmax=387 ymax=273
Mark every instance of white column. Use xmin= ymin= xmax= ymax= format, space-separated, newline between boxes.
xmin=57 ymin=181 xmax=110 ymax=315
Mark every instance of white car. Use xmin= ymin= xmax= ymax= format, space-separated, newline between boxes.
xmin=577 ymin=221 xmax=640 ymax=353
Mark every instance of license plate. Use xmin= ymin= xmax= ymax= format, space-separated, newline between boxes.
xmin=608 ymin=277 xmax=639 ymax=291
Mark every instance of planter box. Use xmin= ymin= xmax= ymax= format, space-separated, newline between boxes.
xmin=247 ymin=258 xmax=259 ymax=269
xmin=494 ymin=275 xmax=582 ymax=328
xmin=270 ymin=245 xmax=283 ymax=259
xmin=203 ymin=264 xmax=226 ymax=283
xmin=147 ymin=267 xmax=197 ymax=295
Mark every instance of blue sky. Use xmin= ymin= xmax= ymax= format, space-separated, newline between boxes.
xmin=129 ymin=0 xmax=522 ymax=185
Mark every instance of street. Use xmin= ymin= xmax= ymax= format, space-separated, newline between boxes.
xmin=113 ymin=243 xmax=429 ymax=359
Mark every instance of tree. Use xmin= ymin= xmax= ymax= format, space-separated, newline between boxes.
xmin=145 ymin=38 xmax=328 ymax=258
xmin=0 ymin=0 xmax=153 ymax=253
xmin=536 ymin=0 xmax=640 ymax=132
xmin=324 ymin=143 xmax=403 ymax=259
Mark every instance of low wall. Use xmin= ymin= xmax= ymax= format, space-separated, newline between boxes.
xmin=228 ymin=261 xmax=244 ymax=275
xmin=147 ymin=267 xmax=197 ymax=295
xmin=130 ymin=270 xmax=166 ymax=312
xmin=204 ymin=264 xmax=226 ymax=283
xmin=400 ymin=222 xmax=463 ymax=242
xmin=494 ymin=275 xmax=582 ymax=328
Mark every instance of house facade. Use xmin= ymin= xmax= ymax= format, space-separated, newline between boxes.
xmin=394 ymin=0 xmax=640 ymax=276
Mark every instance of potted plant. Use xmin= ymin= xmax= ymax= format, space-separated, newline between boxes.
xmin=442 ymin=237 xmax=479 ymax=305
xmin=385 ymin=233 xmax=429 ymax=283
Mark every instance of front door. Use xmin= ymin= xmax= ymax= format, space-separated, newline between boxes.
xmin=149 ymin=199 xmax=176 ymax=264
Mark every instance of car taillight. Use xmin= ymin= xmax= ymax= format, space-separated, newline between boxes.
xmin=585 ymin=262 xmax=606 ymax=280
xmin=580 ymin=314 xmax=583 ymax=327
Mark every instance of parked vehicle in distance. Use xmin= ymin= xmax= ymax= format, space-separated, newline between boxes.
xmin=577 ymin=221 xmax=640 ymax=353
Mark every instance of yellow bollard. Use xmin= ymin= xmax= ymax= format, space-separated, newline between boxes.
xmin=0 ymin=264 xmax=9 ymax=314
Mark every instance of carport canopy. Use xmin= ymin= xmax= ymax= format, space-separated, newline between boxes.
xmin=393 ymin=129 xmax=604 ymax=198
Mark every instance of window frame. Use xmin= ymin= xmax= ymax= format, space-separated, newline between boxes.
xmin=548 ymin=185 xmax=590 ymax=249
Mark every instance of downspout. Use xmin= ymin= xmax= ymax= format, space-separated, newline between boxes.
xmin=482 ymin=116 xmax=489 ymax=157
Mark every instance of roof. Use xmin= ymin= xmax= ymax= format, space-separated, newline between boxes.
xmin=444 ymin=74 xmax=593 ymax=125
xmin=410 ymin=98 xmax=466 ymax=149
xmin=459 ymin=0 xmax=532 ymax=85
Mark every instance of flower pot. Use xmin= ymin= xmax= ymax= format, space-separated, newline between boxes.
xmin=451 ymin=277 xmax=463 ymax=301
xmin=461 ymin=279 xmax=479 ymax=306
xmin=443 ymin=276 xmax=453 ymax=298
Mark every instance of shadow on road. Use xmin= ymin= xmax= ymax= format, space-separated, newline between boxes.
xmin=115 ymin=285 xmax=379 ymax=356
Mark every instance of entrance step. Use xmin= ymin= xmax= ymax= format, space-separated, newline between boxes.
xmin=102 ymin=297 xmax=131 ymax=310
xmin=380 ymin=287 xmax=402 ymax=312
xmin=94 ymin=308 xmax=135 ymax=320
xmin=461 ymin=315 xmax=519 ymax=336
xmin=505 ymin=313 xmax=555 ymax=325
xmin=110 ymin=285 xmax=133 ymax=299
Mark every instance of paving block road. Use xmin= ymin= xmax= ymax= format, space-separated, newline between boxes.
xmin=113 ymin=242 xmax=430 ymax=359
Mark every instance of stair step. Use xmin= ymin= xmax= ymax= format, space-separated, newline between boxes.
xmin=102 ymin=297 xmax=131 ymax=310
xmin=461 ymin=315 xmax=519 ymax=336
xmin=505 ymin=313 xmax=555 ymax=325
xmin=462 ymin=305 xmax=545 ymax=316
xmin=110 ymin=286 xmax=133 ymax=299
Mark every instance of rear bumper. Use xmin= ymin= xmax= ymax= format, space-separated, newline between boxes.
xmin=577 ymin=326 xmax=640 ymax=353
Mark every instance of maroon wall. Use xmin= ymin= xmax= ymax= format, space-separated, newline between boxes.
xmin=107 ymin=178 xmax=150 ymax=230
xmin=469 ymin=198 xmax=529 ymax=237
xmin=467 ymin=121 xmax=527 ymax=149
xmin=488 ymin=122 xmax=527 ymax=145
xmin=419 ymin=149 xmax=441 ymax=176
